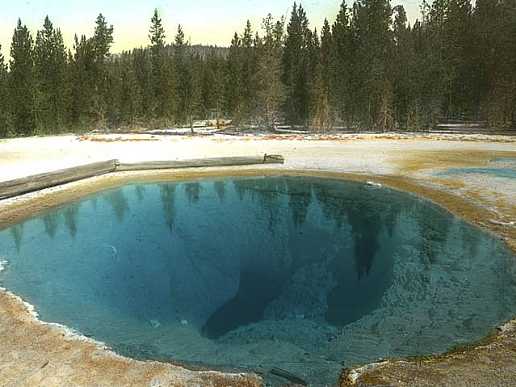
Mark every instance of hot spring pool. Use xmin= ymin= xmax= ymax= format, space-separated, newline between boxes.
xmin=437 ymin=156 xmax=516 ymax=179
xmin=0 ymin=176 xmax=515 ymax=385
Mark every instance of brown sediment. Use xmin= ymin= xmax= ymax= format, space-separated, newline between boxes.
xmin=0 ymin=162 xmax=515 ymax=386
xmin=392 ymin=149 xmax=516 ymax=173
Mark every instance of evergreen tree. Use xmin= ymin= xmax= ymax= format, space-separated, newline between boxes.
xmin=392 ymin=6 xmax=415 ymax=129
xmin=443 ymin=0 xmax=475 ymax=118
xmin=149 ymin=9 xmax=174 ymax=125
xmin=473 ymin=0 xmax=516 ymax=127
xmin=0 ymin=46 xmax=10 ymax=137
xmin=70 ymin=34 xmax=96 ymax=128
xmin=224 ymin=33 xmax=243 ymax=120
xmin=104 ymin=53 xmax=122 ymax=127
xmin=133 ymin=47 xmax=153 ymax=122
xmin=93 ymin=14 xmax=114 ymax=62
xmin=311 ymin=20 xmax=332 ymax=130
xmin=418 ymin=0 xmax=453 ymax=127
xmin=2 ymin=1 xmax=515 ymax=134
xmin=256 ymin=15 xmax=286 ymax=129
xmin=330 ymin=1 xmax=353 ymax=127
xmin=282 ymin=3 xmax=312 ymax=126
xmin=352 ymin=0 xmax=394 ymax=130
xmin=9 ymin=19 xmax=35 ymax=136
xmin=118 ymin=52 xmax=143 ymax=126
xmin=34 ymin=16 xmax=68 ymax=133
xmin=92 ymin=13 xmax=114 ymax=126
xmin=174 ymin=24 xmax=190 ymax=125
xmin=240 ymin=20 xmax=258 ymax=121
xmin=221 ymin=21 xmax=261 ymax=125
xmin=406 ymin=20 xmax=427 ymax=129
xmin=201 ymin=50 xmax=224 ymax=122
xmin=473 ymin=0 xmax=500 ymax=118
xmin=186 ymin=56 xmax=203 ymax=131
xmin=306 ymin=27 xmax=320 ymax=125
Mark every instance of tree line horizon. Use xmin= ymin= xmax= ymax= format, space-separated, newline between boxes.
xmin=0 ymin=0 xmax=515 ymax=137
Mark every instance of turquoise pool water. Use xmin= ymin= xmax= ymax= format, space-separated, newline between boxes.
xmin=0 ymin=176 xmax=515 ymax=386
xmin=440 ymin=167 xmax=516 ymax=179
xmin=438 ymin=157 xmax=516 ymax=179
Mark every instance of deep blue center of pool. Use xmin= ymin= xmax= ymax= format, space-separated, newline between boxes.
xmin=0 ymin=176 xmax=515 ymax=386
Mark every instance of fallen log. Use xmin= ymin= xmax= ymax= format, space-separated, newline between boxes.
xmin=0 ymin=160 xmax=117 ymax=200
xmin=0 ymin=155 xmax=285 ymax=200
xmin=116 ymin=154 xmax=284 ymax=172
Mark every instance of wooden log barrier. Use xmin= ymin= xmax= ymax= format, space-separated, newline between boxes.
xmin=0 ymin=160 xmax=118 ymax=200
xmin=116 ymin=154 xmax=284 ymax=172
xmin=0 ymin=155 xmax=284 ymax=200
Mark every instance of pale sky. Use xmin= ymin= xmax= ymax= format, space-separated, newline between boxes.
xmin=0 ymin=0 xmax=423 ymax=58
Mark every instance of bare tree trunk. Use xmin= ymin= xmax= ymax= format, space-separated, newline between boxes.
xmin=190 ymin=114 xmax=195 ymax=134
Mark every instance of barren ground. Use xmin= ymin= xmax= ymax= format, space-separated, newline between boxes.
xmin=0 ymin=132 xmax=515 ymax=386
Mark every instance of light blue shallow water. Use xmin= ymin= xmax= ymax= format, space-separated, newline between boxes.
xmin=0 ymin=176 xmax=515 ymax=386
xmin=440 ymin=167 xmax=516 ymax=179
xmin=438 ymin=157 xmax=516 ymax=179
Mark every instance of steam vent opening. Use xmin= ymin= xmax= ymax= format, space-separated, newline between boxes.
xmin=1 ymin=176 xmax=515 ymax=386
